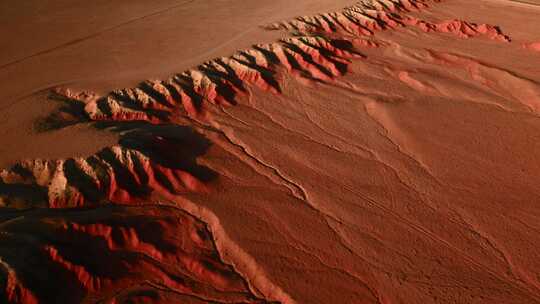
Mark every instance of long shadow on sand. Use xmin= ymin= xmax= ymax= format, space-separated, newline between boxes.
xmin=2 ymin=103 xmax=217 ymax=207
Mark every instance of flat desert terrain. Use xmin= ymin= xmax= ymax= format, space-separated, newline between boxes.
xmin=1 ymin=0 xmax=540 ymax=303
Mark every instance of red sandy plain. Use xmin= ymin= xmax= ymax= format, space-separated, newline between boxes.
xmin=1 ymin=0 xmax=540 ymax=303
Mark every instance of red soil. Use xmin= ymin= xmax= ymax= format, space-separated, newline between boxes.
xmin=2 ymin=0 xmax=540 ymax=303
xmin=523 ymin=41 xmax=540 ymax=52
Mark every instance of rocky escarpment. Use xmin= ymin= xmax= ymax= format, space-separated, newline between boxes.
xmin=80 ymin=36 xmax=368 ymax=123
xmin=0 ymin=206 xmax=271 ymax=303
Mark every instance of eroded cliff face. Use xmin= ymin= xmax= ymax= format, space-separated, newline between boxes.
xmin=0 ymin=206 xmax=273 ymax=303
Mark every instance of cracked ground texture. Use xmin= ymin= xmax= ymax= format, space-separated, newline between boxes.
xmin=2 ymin=0 xmax=540 ymax=303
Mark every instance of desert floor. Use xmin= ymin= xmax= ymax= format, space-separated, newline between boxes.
xmin=1 ymin=0 xmax=540 ymax=303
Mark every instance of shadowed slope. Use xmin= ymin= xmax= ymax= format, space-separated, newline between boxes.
xmin=0 ymin=205 xmax=271 ymax=303
xmin=0 ymin=124 xmax=214 ymax=208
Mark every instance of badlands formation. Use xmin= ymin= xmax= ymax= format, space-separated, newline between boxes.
xmin=1 ymin=0 xmax=540 ymax=303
